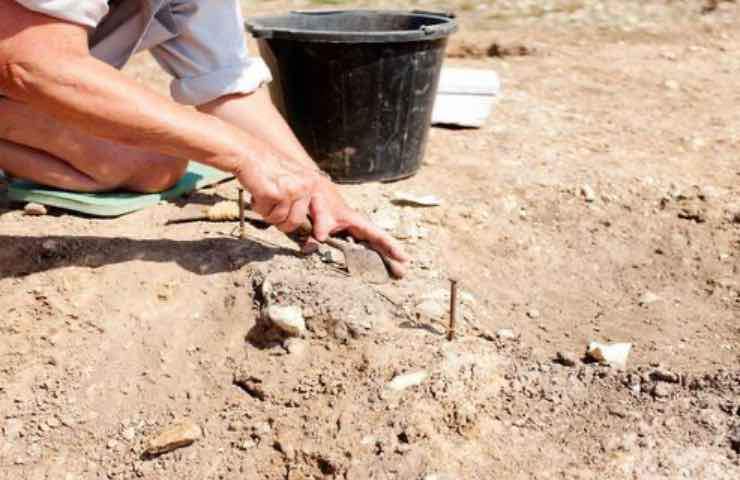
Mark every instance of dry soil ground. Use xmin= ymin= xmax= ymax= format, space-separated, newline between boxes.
xmin=1 ymin=1 xmax=739 ymax=479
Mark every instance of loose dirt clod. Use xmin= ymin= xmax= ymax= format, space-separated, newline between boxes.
xmin=555 ymin=351 xmax=579 ymax=367
xmin=143 ymin=420 xmax=202 ymax=457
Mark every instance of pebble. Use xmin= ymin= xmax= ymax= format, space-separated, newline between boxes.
xmin=391 ymin=192 xmax=442 ymax=207
xmin=23 ymin=203 xmax=47 ymax=216
xmin=664 ymin=79 xmax=680 ymax=91
xmin=638 ymin=291 xmax=660 ymax=306
xmin=526 ymin=309 xmax=541 ymax=319
xmin=143 ymin=420 xmax=202 ymax=456
xmin=555 ymin=351 xmax=578 ymax=367
xmin=649 ymin=367 xmax=680 ymax=383
xmin=580 ymin=184 xmax=596 ymax=203
xmin=121 ymin=427 xmax=136 ymax=441
xmin=283 ymin=338 xmax=306 ymax=356
xmin=386 ymin=371 xmax=429 ymax=392
xmin=496 ymin=329 xmax=516 ymax=340
xmin=46 ymin=417 xmax=61 ymax=429
xmin=586 ymin=341 xmax=632 ymax=370
xmin=416 ymin=300 xmax=446 ymax=320
xmin=265 ymin=305 xmax=306 ymax=336
xmin=652 ymin=382 xmax=672 ymax=399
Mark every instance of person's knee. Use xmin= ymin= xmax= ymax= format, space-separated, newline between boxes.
xmin=125 ymin=157 xmax=189 ymax=193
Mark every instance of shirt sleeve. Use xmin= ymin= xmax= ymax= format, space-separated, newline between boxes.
xmin=14 ymin=0 xmax=109 ymax=28
xmin=149 ymin=0 xmax=272 ymax=106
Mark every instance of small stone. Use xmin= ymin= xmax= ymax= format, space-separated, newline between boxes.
xmin=652 ymin=383 xmax=672 ymax=399
xmin=319 ymin=246 xmax=344 ymax=265
xmin=46 ymin=417 xmax=61 ymax=429
xmin=265 ymin=305 xmax=305 ymax=336
xmin=391 ymin=192 xmax=442 ymax=207
xmin=143 ymin=420 xmax=202 ymax=456
xmin=23 ymin=203 xmax=47 ymax=216
xmin=4 ymin=419 xmax=24 ymax=440
xmin=496 ymin=329 xmax=516 ymax=340
xmin=236 ymin=439 xmax=256 ymax=451
xmin=106 ymin=439 xmax=118 ymax=450
xmin=233 ymin=373 xmax=267 ymax=401
xmin=586 ymin=341 xmax=632 ymax=370
xmin=386 ymin=371 xmax=428 ymax=392
xmin=649 ymin=367 xmax=680 ymax=383
xmin=416 ymin=300 xmax=446 ymax=320
xmin=638 ymin=291 xmax=660 ymax=306
xmin=580 ymin=184 xmax=596 ymax=203
xmin=664 ymin=79 xmax=680 ymax=91
xmin=121 ymin=427 xmax=136 ymax=441
xmin=555 ymin=351 xmax=578 ymax=367
xmin=283 ymin=338 xmax=306 ymax=356
xmin=526 ymin=309 xmax=541 ymax=319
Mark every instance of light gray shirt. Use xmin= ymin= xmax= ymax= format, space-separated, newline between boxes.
xmin=13 ymin=0 xmax=272 ymax=105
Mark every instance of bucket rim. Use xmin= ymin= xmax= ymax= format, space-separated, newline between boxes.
xmin=245 ymin=9 xmax=458 ymax=43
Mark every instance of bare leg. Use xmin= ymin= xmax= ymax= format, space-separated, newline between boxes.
xmin=0 ymin=98 xmax=188 ymax=193
xmin=0 ymin=139 xmax=104 ymax=191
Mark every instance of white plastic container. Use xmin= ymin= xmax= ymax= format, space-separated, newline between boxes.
xmin=432 ymin=67 xmax=501 ymax=128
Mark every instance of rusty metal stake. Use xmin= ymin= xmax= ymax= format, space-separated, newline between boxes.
xmin=448 ymin=278 xmax=459 ymax=341
xmin=238 ymin=188 xmax=246 ymax=239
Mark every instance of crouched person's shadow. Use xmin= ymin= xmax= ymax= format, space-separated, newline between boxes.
xmin=0 ymin=234 xmax=297 ymax=278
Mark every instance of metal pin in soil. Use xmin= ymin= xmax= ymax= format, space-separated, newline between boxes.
xmin=448 ymin=278 xmax=459 ymax=341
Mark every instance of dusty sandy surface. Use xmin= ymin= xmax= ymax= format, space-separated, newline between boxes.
xmin=1 ymin=1 xmax=738 ymax=479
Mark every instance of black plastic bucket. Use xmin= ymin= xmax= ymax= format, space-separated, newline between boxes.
xmin=246 ymin=10 xmax=457 ymax=183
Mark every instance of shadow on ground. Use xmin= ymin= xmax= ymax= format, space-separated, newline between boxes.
xmin=0 ymin=235 xmax=297 ymax=278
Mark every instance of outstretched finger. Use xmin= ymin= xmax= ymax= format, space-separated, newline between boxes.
xmin=346 ymin=215 xmax=409 ymax=264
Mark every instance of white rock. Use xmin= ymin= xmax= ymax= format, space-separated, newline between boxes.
xmin=581 ymin=184 xmax=596 ymax=203
xmin=586 ymin=342 xmax=632 ymax=370
xmin=386 ymin=371 xmax=429 ymax=392
xmin=391 ymin=192 xmax=442 ymax=207
xmin=638 ymin=292 xmax=660 ymax=306
xmin=265 ymin=305 xmax=306 ymax=336
xmin=496 ymin=329 xmax=516 ymax=339
xmin=526 ymin=309 xmax=541 ymax=319
xmin=23 ymin=202 xmax=47 ymax=216
xmin=283 ymin=338 xmax=306 ymax=356
xmin=416 ymin=300 xmax=446 ymax=320
xmin=143 ymin=420 xmax=202 ymax=456
xmin=664 ymin=80 xmax=680 ymax=91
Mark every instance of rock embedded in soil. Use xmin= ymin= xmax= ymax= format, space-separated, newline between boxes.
xmin=652 ymin=382 xmax=672 ymax=399
xmin=265 ymin=305 xmax=306 ymax=336
xmin=649 ymin=367 xmax=680 ymax=383
xmin=391 ymin=192 xmax=442 ymax=207
xmin=386 ymin=371 xmax=429 ymax=392
xmin=496 ymin=329 xmax=516 ymax=340
xmin=580 ymin=184 xmax=596 ymax=203
xmin=23 ymin=202 xmax=47 ymax=216
xmin=638 ymin=291 xmax=660 ymax=306
xmin=586 ymin=341 xmax=632 ymax=370
xmin=555 ymin=351 xmax=579 ymax=367
xmin=143 ymin=420 xmax=202 ymax=457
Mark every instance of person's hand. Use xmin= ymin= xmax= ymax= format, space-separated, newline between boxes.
xmin=234 ymin=158 xmax=408 ymax=273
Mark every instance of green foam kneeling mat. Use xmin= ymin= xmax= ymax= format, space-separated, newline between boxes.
xmin=6 ymin=162 xmax=232 ymax=217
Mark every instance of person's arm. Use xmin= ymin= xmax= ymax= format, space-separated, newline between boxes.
xmin=0 ymin=2 xmax=407 ymax=265
xmin=198 ymin=89 xmax=408 ymax=264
